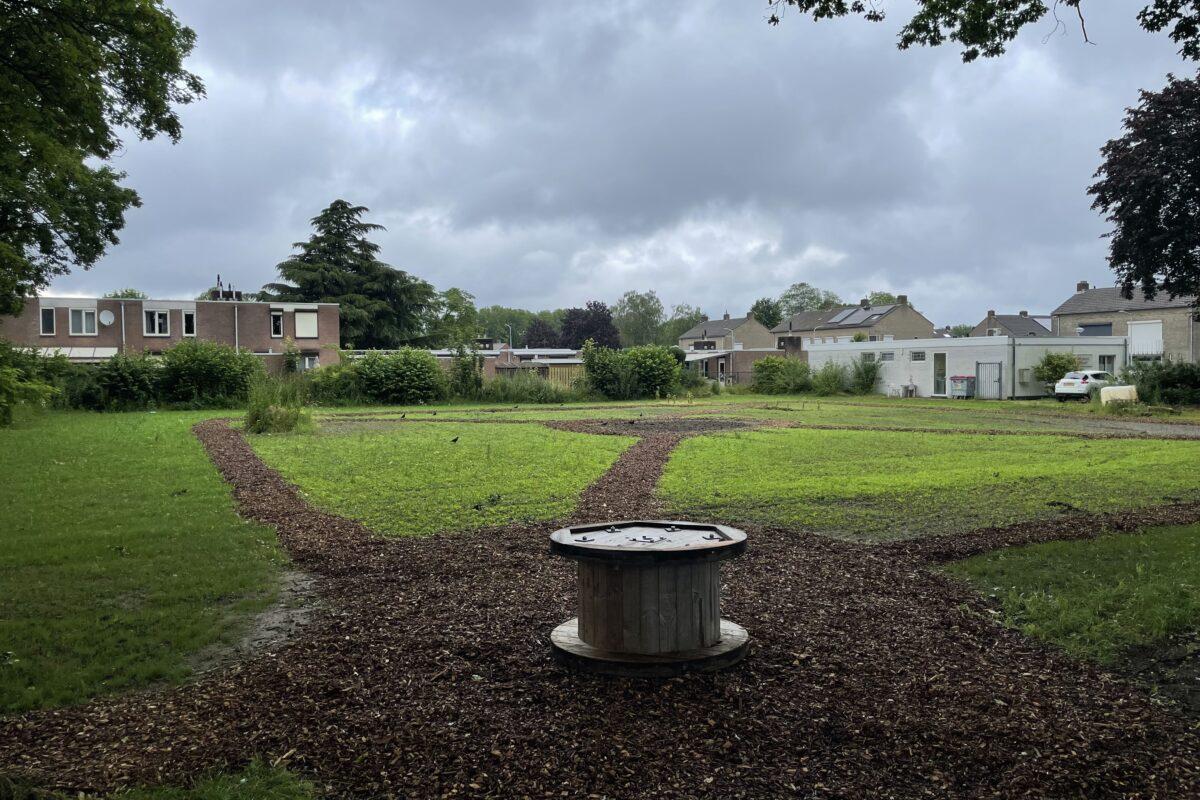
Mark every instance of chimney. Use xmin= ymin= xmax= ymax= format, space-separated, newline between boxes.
xmin=1019 ymin=310 xmax=1028 ymax=317
xmin=896 ymin=294 xmax=908 ymax=306
xmin=746 ymin=309 xmax=754 ymax=320
xmin=1076 ymin=280 xmax=1090 ymax=293
xmin=987 ymin=309 xmax=996 ymax=317
xmin=859 ymin=298 xmax=870 ymax=309
xmin=723 ymin=311 xmax=730 ymax=320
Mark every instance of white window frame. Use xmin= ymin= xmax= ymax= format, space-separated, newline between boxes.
xmin=294 ymin=310 xmax=318 ymax=339
xmin=40 ymin=307 xmax=56 ymax=336
xmin=301 ymin=355 xmax=320 ymax=371
xmin=69 ymin=308 xmax=97 ymax=336
xmin=183 ymin=310 xmax=196 ymax=337
xmin=270 ymin=310 xmax=284 ymax=338
xmin=143 ymin=309 xmax=170 ymax=337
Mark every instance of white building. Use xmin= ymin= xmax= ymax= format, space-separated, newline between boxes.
xmin=805 ymin=335 xmax=1129 ymax=399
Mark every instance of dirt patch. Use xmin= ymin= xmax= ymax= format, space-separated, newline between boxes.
xmin=187 ymin=570 xmax=322 ymax=677
xmin=2 ymin=421 xmax=1199 ymax=798
xmin=1119 ymin=630 xmax=1200 ymax=717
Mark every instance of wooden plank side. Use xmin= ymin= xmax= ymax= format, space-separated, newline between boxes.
xmin=602 ymin=564 xmax=625 ymax=651
xmin=676 ymin=562 xmax=698 ymax=651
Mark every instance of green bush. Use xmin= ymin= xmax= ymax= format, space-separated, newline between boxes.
xmin=812 ymin=361 xmax=848 ymax=396
xmin=448 ymin=346 xmax=484 ymax=400
xmin=581 ymin=341 xmax=679 ymax=399
xmin=245 ymin=374 xmax=310 ymax=434
xmin=307 ymin=360 xmax=362 ymax=406
xmin=96 ymin=353 xmax=160 ymax=410
xmin=1125 ymin=360 xmax=1200 ymax=406
xmin=158 ymin=340 xmax=262 ymax=406
xmin=751 ymin=356 xmax=812 ymax=394
xmin=1032 ymin=351 xmax=1081 ymax=388
xmin=0 ymin=341 xmax=59 ymax=424
xmin=479 ymin=371 xmax=581 ymax=404
xmin=849 ymin=356 xmax=883 ymax=395
xmin=356 ymin=349 xmax=449 ymax=404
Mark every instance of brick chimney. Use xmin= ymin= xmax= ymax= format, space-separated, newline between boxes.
xmin=1076 ymin=280 xmax=1090 ymax=293
xmin=723 ymin=311 xmax=730 ymax=320
xmin=896 ymin=294 xmax=908 ymax=306
xmin=1019 ymin=310 xmax=1028 ymax=317
xmin=987 ymin=309 xmax=996 ymax=317
xmin=859 ymin=298 xmax=870 ymax=309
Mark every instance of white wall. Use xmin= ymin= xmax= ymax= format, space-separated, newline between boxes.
xmin=805 ymin=336 xmax=1128 ymax=398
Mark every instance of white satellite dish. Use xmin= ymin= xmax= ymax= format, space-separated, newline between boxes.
xmin=98 ymin=309 xmax=115 ymax=326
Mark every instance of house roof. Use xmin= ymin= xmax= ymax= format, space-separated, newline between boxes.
xmin=1052 ymin=286 xmax=1197 ymax=315
xmin=771 ymin=304 xmax=901 ymax=334
xmin=985 ymin=315 xmax=1050 ymax=336
xmin=678 ymin=316 xmax=752 ymax=339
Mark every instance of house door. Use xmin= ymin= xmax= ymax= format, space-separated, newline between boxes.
xmin=933 ymin=353 xmax=947 ymax=395
xmin=976 ymin=362 xmax=1003 ymax=399
xmin=718 ymin=359 xmax=726 ymax=385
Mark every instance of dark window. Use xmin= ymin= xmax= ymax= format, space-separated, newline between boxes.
xmin=183 ymin=311 xmax=196 ymax=336
xmin=40 ymin=308 xmax=55 ymax=335
xmin=1079 ymin=323 xmax=1113 ymax=336
xmin=692 ymin=340 xmax=716 ymax=351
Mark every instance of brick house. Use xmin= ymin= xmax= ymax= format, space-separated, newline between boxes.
xmin=1050 ymin=280 xmax=1198 ymax=363
xmin=0 ymin=293 xmax=341 ymax=371
xmin=970 ymin=310 xmax=1050 ymax=337
xmin=677 ymin=312 xmax=775 ymax=351
xmin=771 ymin=295 xmax=935 ymax=359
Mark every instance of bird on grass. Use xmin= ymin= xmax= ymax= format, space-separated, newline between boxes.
xmin=400 ymin=413 xmax=406 ymax=419
xmin=450 ymin=436 xmax=460 ymax=443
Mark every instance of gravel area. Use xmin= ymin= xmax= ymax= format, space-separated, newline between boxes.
xmin=1 ymin=420 xmax=1198 ymax=798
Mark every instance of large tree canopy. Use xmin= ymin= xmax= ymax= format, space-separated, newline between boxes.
xmin=767 ymin=1 xmax=1200 ymax=63
xmin=559 ymin=301 xmax=620 ymax=349
xmin=261 ymin=200 xmax=436 ymax=349
xmin=1089 ymin=71 xmax=1200 ymax=306
xmin=425 ymin=287 xmax=480 ymax=347
xmin=0 ymin=0 xmax=204 ymax=314
xmin=612 ymin=289 xmax=666 ymax=346
xmin=749 ymin=297 xmax=784 ymax=329
xmin=779 ymin=282 xmax=843 ymax=316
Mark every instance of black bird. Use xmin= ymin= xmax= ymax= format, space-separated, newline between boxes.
xmin=450 ymin=436 xmax=459 ymax=443
xmin=400 ymin=413 xmax=406 ymax=419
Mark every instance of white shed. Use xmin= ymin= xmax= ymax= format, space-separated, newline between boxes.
xmin=804 ymin=336 xmax=1129 ymax=399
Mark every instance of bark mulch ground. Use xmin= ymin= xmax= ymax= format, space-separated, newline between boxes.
xmin=1 ymin=420 xmax=1199 ymax=798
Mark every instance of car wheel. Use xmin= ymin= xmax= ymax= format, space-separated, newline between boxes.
xmin=1056 ymin=395 xmax=1066 ymax=402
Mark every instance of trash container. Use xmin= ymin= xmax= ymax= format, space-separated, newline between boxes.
xmin=949 ymin=375 xmax=976 ymax=399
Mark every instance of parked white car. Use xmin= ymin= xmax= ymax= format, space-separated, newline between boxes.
xmin=1054 ymin=370 xmax=1117 ymax=401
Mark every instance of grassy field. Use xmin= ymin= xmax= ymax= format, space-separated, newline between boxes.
xmin=251 ymin=421 xmax=635 ymax=536
xmin=659 ymin=427 xmax=1200 ymax=540
xmin=0 ymin=412 xmax=284 ymax=714
xmin=946 ymin=524 xmax=1200 ymax=663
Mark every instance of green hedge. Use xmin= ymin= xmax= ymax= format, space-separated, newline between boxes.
xmin=751 ymin=357 xmax=811 ymax=394
xmin=158 ymin=340 xmax=262 ymax=406
xmin=581 ymin=341 xmax=679 ymax=399
xmin=356 ymin=349 xmax=449 ymax=404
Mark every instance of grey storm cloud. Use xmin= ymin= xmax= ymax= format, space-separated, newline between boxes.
xmin=51 ymin=0 xmax=1191 ymax=327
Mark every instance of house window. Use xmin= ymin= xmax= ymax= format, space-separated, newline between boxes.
xmin=868 ymin=335 xmax=879 ymax=342
xmin=302 ymin=355 xmax=320 ymax=371
xmin=910 ymin=351 xmax=926 ymax=362
xmin=880 ymin=352 xmax=895 ymax=362
xmin=692 ymin=340 xmax=715 ymax=351
xmin=295 ymin=311 xmax=318 ymax=338
xmin=270 ymin=310 xmax=284 ymax=338
xmin=1099 ymin=354 xmax=1116 ymax=373
xmin=183 ymin=311 xmax=196 ymax=337
xmin=69 ymin=308 xmax=96 ymax=336
xmin=987 ymin=328 xmax=1001 ymax=336
xmin=40 ymin=307 xmax=56 ymax=335
xmin=862 ymin=352 xmax=876 ymax=362
xmin=1079 ymin=323 xmax=1113 ymax=336
xmin=143 ymin=309 xmax=170 ymax=336
xmin=883 ymin=335 xmax=894 ymax=342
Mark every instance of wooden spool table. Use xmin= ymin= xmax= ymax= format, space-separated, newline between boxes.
xmin=549 ymin=520 xmax=749 ymax=676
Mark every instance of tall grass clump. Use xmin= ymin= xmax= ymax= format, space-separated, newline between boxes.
xmin=812 ymin=361 xmax=848 ymax=396
xmin=307 ymin=360 xmax=362 ymax=406
xmin=245 ymin=373 xmax=311 ymax=434
xmin=849 ymin=356 xmax=883 ymax=395
xmin=479 ymin=371 xmax=581 ymax=404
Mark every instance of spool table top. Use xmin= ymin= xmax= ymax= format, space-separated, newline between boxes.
xmin=550 ymin=520 xmax=746 ymax=565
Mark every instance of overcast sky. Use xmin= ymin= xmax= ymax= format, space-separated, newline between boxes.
xmin=49 ymin=1 xmax=1190 ymax=327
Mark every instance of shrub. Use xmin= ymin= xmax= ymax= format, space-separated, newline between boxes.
xmin=448 ymin=346 xmax=484 ymax=400
xmin=1125 ymin=360 xmax=1200 ymax=406
xmin=812 ymin=361 xmax=848 ymax=396
xmin=0 ymin=341 xmax=59 ymax=424
xmin=751 ymin=357 xmax=812 ymax=394
xmin=849 ymin=356 xmax=883 ymax=395
xmin=282 ymin=339 xmax=300 ymax=374
xmin=581 ymin=341 xmax=679 ymax=400
xmin=1032 ymin=352 xmax=1081 ymax=388
xmin=308 ymin=360 xmax=362 ymax=406
xmin=158 ymin=340 xmax=262 ymax=406
xmin=245 ymin=374 xmax=310 ymax=434
xmin=96 ymin=353 xmax=160 ymax=410
xmin=479 ymin=371 xmax=581 ymax=404
xmin=51 ymin=363 xmax=104 ymax=410
xmin=356 ymin=349 xmax=449 ymax=404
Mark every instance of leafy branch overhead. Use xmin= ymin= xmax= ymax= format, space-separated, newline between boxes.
xmin=767 ymin=1 xmax=1200 ymax=63
xmin=0 ymin=0 xmax=205 ymax=314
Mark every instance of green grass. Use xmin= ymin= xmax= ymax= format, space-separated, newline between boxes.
xmin=251 ymin=422 xmax=635 ymax=536
xmin=1 ymin=760 xmax=315 ymax=800
xmin=659 ymin=427 xmax=1200 ymax=540
xmin=0 ymin=412 xmax=284 ymax=714
xmin=945 ymin=524 xmax=1200 ymax=663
